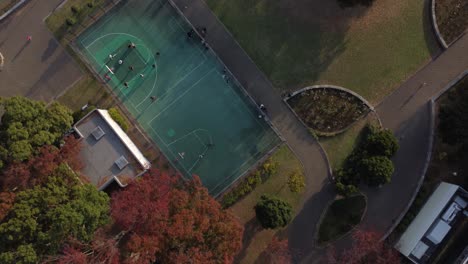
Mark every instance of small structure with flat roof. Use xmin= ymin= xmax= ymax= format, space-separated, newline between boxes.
xmin=395 ymin=182 xmax=468 ymax=263
xmin=74 ymin=109 xmax=150 ymax=190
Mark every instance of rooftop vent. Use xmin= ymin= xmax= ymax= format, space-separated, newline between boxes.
xmin=91 ymin=126 xmax=105 ymax=140
xmin=115 ymin=156 xmax=129 ymax=170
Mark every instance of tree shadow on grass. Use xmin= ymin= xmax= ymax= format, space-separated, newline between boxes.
xmin=207 ymin=0 xmax=370 ymax=91
xmin=234 ymin=217 xmax=263 ymax=263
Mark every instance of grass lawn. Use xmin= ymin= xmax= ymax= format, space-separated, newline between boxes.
xmin=45 ymin=0 xmax=109 ymax=44
xmin=206 ymin=0 xmax=437 ymax=103
xmin=230 ymin=145 xmax=303 ymax=263
xmin=320 ymin=113 xmax=378 ymax=170
xmin=317 ymin=194 xmax=366 ymax=244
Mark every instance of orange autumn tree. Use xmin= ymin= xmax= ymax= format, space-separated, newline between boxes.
xmin=110 ymin=169 xmax=244 ymax=264
xmin=327 ymin=230 xmax=401 ymax=264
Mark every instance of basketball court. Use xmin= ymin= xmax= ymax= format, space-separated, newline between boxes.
xmin=75 ymin=0 xmax=281 ymax=195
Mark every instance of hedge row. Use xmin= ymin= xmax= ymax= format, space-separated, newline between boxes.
xmin=221 ymin=159 xmax=278 ymax=208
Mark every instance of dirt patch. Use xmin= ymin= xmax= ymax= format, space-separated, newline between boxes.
xmin=287 ymin=88 xmax=369 ymax=133
xmin=435 ymin=0 xmax=468 ymax=44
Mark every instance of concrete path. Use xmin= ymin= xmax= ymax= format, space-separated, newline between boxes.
xmin=371 ymin=32 xmax=468 ymax=232
xmin=0 ymin=0 xmax=82 ymax=102
xmin=171 ymin=0 xmax=334 ymax=256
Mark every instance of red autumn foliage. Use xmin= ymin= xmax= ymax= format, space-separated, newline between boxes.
xmin=0 ymin=191 xmax=15 ymax=221
xmin=56 ymin=246 xmax=88 ymax=264
xmin=110 ymin=169 xmax=244 ymax=264
xmin=327 ymin=230 xmax=401 ymax=264
xmin=262 ymin=237 xmax=293 ymax=264
xmin=52 ymin=228 xmax=120 ymax=264
xmin=0 ymin=136 xmax=82 ymax=191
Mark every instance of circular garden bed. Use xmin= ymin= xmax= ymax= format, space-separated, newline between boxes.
xmin=287 ymin=87 xmax=370 ymax=135
xmin=435 ymin=0 xmax=468 ymax=45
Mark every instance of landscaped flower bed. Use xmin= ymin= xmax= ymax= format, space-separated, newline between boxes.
xmin=435 ymin=0 xmax=468 ymax=44
xmin=287 ymin=88 xmax=370 ymax=135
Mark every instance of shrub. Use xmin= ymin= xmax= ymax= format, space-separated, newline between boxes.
xmin=359 ymin=156 xmax=394 ymax=186
xmin=221 ymin=171 xmax=261 ymax=208
xmin=261 ymin=159 xmax=279 ymax=180
xmin=70 ymin=5 xmax=80 ymax=14
xmin=72 ymin=105 xmax=96 ymax=123
xmin=288 ymin=171 xmax=305 ymax=193
xmin=365 ymin=128 xmax=399 ymax=157
xmin=108 ymin=107 xmax=129 ymax=132
xmin=65 ymin=17 xmax=76 ymax=26
xmin=255 ymin=194 xmax=293 ymax=229
xmin=335 ymin=182 xmax=359 ymax=197
xmin=221 ymin=159 xmax=278 ymax=208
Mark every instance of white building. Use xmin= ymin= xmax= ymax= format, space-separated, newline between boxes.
xmin=74 ymin=109 xmax=151 ymax=190
xmin=395 ymin=182 xmax=468 ymax=263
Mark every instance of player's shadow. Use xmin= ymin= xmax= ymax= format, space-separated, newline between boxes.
xmin=11 ymin=41 xmax=31 ymax=62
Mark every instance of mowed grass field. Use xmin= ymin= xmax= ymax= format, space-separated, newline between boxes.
xmin=206 ymin=0 xmax=438 ymax=103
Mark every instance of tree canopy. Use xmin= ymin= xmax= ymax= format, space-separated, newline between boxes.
xmin=438 ymin=79 xmax=468 ymax=153
xmin=0 ymin=136 xmax=82 ymax=191
xmin=255 ymin=194 xmax=293 ymax=229
xmin=327 ymin=230 xmax=400 ymax=264
xmin=0 ymin=97 xmax=73 ymax=165
xmin=109 ymin=169 xmax=244 ymax=263
xmin=364 ymin=128 xmax=399 ymax=157
xmin=359 ymin=156 xmax=394 ymax=186
xmin=0 ymin=164 xmax=109 ymax=264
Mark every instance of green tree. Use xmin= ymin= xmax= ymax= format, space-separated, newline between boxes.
xmin=108 ymin=107 xmax=129 ymax=132
xmin=438 ymin=81 xmax=468 ymax=153
xmin=335 ymin=182 xmax=359 ymax=197
xmin=288 ymin=171 xmax=305 ymax=193
xmin=365 ymin=128 xmax=399 ymax=157
xmin=0 ymin=97 xmax=73 ymax=164
xmin=0 ymin=164 xmax=109 ymax=263
xmin=359 ymin=156 xmax=394 ymax=186
xmin=255 ymin=194 xmax=293 ymax=229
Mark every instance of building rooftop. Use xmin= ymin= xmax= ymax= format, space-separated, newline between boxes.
xmin=74 ymin=109 xmax=150 ymax=189
xmin=395 ymin=182 xmax=468 ymax=263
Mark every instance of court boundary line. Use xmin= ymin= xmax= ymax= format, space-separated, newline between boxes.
xmin=147 ymin=67 xmax=215 ymax=124
xmin=74 ymin=0 xmax=283 ymax=195
xmin=134 ymin=52 xmax=207 ymax=108
xmin=83 ymin=32 xmax=158 ymax=109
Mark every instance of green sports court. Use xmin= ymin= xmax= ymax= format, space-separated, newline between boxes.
xmin=75 ymin=0 xmax=281 ymax=195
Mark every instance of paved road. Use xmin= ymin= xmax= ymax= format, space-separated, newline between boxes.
xmin=0 ymin=0 xmax=82 ymax=102
xmin=372 ymin=31 xmax=468 ymax=232
xmin=171 ymin=0 xmax=334 ymax=257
